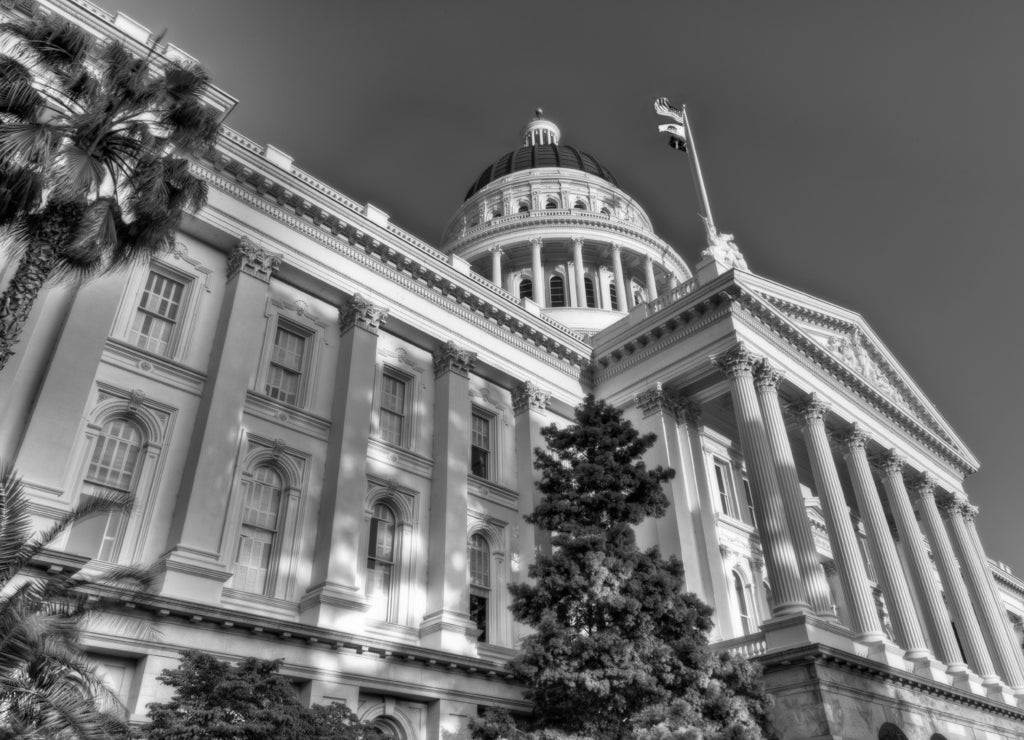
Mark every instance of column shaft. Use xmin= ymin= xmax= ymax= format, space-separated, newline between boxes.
xmin=754 ymin=366 xmax=833 ymax=618
xmin=793 ymin=396 xmax=884 ymax=640
xmin=490 ymin=246 xmax=502 ymax=286
xmin=911 ymin=478 xmax=994 ymax=679
xmin=530 ymin=238 xmax=545 ymax=307
xmin=878 ymin=452 xmax=961 ymax=666
xmin=611 ymin=245 xmax=628 ymax=313
xmin=572 ymin=238 xmax=586 ymax=307
xmin=715 ymin=346 xmax=809 ymax=616
xmin=840 ymin=428 xmax=930 ymax=658
xmin=644 ymin=256 xmax=658 ymax=301
xmin=942 ymin=496 xmax=1024 ymax=687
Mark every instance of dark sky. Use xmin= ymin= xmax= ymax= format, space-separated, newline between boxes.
xmin=106 ymin=0 xmax=1024 ymax=576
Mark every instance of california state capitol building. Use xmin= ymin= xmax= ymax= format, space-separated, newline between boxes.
xmin=3 ymin=1 xmax=1024 ymax=739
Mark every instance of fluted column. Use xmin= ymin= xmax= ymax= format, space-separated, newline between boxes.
xmin=490 ymin=245 xmax=502 ymax=286
xmin=839 ymin=426 xmax=930 ymax=659
xmin=301 ymin=295 xmax=388 ymax=627
xmin=530 ymin=238 xmax=545 ymax=307
xmin=940 ymin=495 xmax=1024 ymax=688
xmin=909 ymin=475 xmax=995 ymax=681
xmin=792 ymin=395 xmax=884 ymax=641
xmin=611 ymin=244 xmax=628 ymax=313
xmin=713 ymin=345 xmax=809 ymax=616
xmin=877 ymin=451 xmax=961 ymax=666
xmin=753 ymin=364 xmax=833 ymax=618
xmin=572 ymin=237 xmax=586 ymax=307
xmin=644 ymin=256 xmax=658 ymax=301
xmin=512 ymin=380 xmax=551 ymax=591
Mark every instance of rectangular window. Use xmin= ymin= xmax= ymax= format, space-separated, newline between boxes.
xmin=128 ymin=271 xmax=185 ymax=355
xmin=265 ymin=325 xmax=307 ymax=405
xmin=379 ymin=372 xmax=407 ymax=446
xmin=714 ymin=461 xmax=731 ymax=516
xmin=470 ymin=411 xmax=492 ymax=479
xmin=742 ymin=478 xmax=756 ymax=524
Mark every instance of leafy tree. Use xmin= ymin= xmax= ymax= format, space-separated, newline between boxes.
xmin=0 ymin=12 xmax=220 ymax=371
xmin=492 ymin=396 xmax=774 ymax=740
xmin=144 ymin=650 xmax=382 ymax=740
xmin=0 ymin=462 xmax=145 ymax=739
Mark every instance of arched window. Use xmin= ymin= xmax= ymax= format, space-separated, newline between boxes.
xmin=233 ymin=465 xmax=284 ymax=595
xmin=573 ymin=200 xmax=587 ymax=210
xmin=733 ymin=571 xmax=753 ymax=635
xmin=549 ymin=274 xmax=566 ymax=307
xmin=67 ymin=418 xmax=144 ymax=561
xmin=367 ymin=504 xmax=397 ymax=617
xmin=491 ymin=209 xmax=502 ymax=219
xmin=517 ymin=202 xmax=530 ymax=213
xmin=878 ymin=723 xmax=909 ymax=740
xmin=468 ymin=533 xmax=491 ymax=642
xmin=545 ymin=198 xmax=558 ymax=210
xmin=519 ymin=277 xmax=533 ymax=301
xmin=583 ymin=277 xmax=597 ymax=308
xmin=609 ymin=281 xmax=619 ymax=310
xmin=600 ymin=206 xmax=611 ymax=215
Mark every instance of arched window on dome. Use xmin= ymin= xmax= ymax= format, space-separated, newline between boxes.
xmin=545 ymin=198 xmax=558 ymax=210
xmin=600 ymin=206 xmax=611 ymax=216
xmin=518 ymin=277 xmax=533 ymax=301
xmin=517 ymin=201 xmax=530 ymax=213
xmin=878 ymin=723 xmax=909 ymax=740
xmin=609 ymin=281 xmax=619 ymax=310
xmin=549 ymin=274 xmax=566 ymax=307
xmin=233 ymin=465 xmax=285 ymax=595
xmin=573 ymin=200 xmax=587 ymax=211
xmin=583 ymin=276 xmax=597 ymax=308
xmin=491 ymin=208 xmax=502 ymax=219
xmin=367 ymin=503 xmax=397 ymax=618
xmin=66 ymin=417 xmax=144 ymax=562
xmin=733 ymin=570 xmax=753 ymax=636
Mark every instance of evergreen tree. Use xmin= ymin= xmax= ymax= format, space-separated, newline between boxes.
xmin=499 ymin=396 xmax=774 ymax=740
xmin=144 ymin=651 xmax=381 ymax=740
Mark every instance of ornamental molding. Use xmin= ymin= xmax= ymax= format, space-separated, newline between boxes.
xmin=339 ymin=294 xmax=389 ymax=335
xmin=711 ymin=342 xmax=761 ymax=379
xmin=753 ymin=359 xmax=785 ymax=392
xmin=511 ymin=381 xmax=551 ymax=416
xmin=432 ymin=341 xmax=477 ymax=379
xmin=634 ymin=382 xmax=700 ymax=424
xmin=228 ymin=237 xmax=282 ymax=282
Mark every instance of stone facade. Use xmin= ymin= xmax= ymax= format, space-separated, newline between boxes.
xmin=2 ymin=2 xmax=1024 ymax=739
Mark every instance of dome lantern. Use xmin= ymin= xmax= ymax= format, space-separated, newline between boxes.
xmin=522 ymin=109 xmax=560 ymax=146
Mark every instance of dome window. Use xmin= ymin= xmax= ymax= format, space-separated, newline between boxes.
xmin=574 ymin=200 xmax=587 ymax=211
xmin=545 ymin=198 xmax=558 ymax=210
xmin=517 ymin=201 xmax=530 ymax=213
xmin=600 ymin=206 xmax=611 ymax=216
xmin=491 ymin=208 xmax=503 ymax=219
xmin=519 ymin=277 xmax=533 ymax=301
xmin=609 ymin=281 xmax=619 ymax=310
xmin=584 ymin=277 xmax=597 ymax=308
xmin=549 ymin=274 xmax=566 ymax=307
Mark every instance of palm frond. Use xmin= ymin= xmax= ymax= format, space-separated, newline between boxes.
xmin=0 ymin=16 xmax=93 ymax=73
xmin=0 ymin=121 xmax=60 ymax=167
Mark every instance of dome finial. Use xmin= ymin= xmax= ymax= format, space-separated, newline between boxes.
xmin=523 ymin=109 xmax=560 ymax=146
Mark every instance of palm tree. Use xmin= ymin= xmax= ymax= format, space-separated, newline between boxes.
xmin=0 ymin=12 xmax=220 ymax=371
xmin=0 ymin=461 xmax=146 ymax=739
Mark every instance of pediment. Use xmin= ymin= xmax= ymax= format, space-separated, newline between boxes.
xmin=733 ymin=273 xmax=977 ymax=469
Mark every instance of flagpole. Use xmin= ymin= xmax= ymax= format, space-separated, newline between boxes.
xmin=681 ymin=106 xmax=716 ymax=236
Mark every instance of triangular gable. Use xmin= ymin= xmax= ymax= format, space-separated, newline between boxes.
xmin=733 ymin=272 xmax=978 ymax=469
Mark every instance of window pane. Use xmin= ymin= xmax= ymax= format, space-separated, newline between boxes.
xmin=469 ymin=534 xmax=490 ymax=587
xmin=129 ymin=271 xmax=185 ymax=355
xmin=584 ymin=277 xmax=596 ymax=308
xmin=609 ymin=281 xmax=618 ymax=310
xmin=380 ymin=374 xmax=406 ymax=446
xmin=234 ymin=466 xmax=283 ymax=594
xmin=519 ymin=278 xmax=533 ymax=301
xmin=469 ymin=593 xmax=488 ymax=642
xmin=271 ymin=327 xmax=305 ymax=370
xmin=367 ymin=505 xmax=397 ymax=614
xmin=470 ymin=413 xmax=491 ymax=479
xmin=86 ymin=420 xmax=143 ymax=491
xmin=549 ymin=275 xmax=566 ymax=307
xmin=266 ymin=365 xmax=300 ymax=405
xmin=266 ymin=326 xmax=306 ymax=405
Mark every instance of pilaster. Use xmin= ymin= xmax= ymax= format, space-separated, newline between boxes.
xmin=300 ymin=294 xmax=388 ymax=628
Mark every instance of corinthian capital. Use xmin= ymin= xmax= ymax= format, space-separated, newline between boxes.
xmin=837 ymin=422 xmax=870 ymax=452
xmin=753 ymin=359 xmax=785 ymax=392
xmin=512 ymin=381 xmax=551 ymax=416
xmin=907 ymin=472 xmax=937 ymax=500
xmin=432 ymin=341 xmax=477 ymax=379
xmin=711 ymin=343 xmax=760 ymax=379
xmin=876 ymin=449 xmax=906 ymax=477
xmin=789 ymin=393 xmax=830 ymax=425
xmin=937 ymin=493 xmax=972 ymax=520
xmin=571 ymin=236 xmax=585 ymax=250
xmin=228 ymin=236 xmax=282 ymax=282
xmin=339 ymin=294 xmax=389 ymax=335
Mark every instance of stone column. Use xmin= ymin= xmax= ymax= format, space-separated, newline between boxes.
xmin=753 ymin=363 xmax=833 ymax=619
xmin=512 ymin=380 xmax=551 ymax=594
xmin=490 ymin=245 xmax=502 ymax=287
xmin=713 ymin=345 xmax=809 ymax=616
xmin=877 ymin=451 xmax=961 ymax=667
xmin=940 ymin=495 xmax=1024 ymax=688
xmin=530 ymin=238 xmax=545 ymax=307
xmin=644 ymin=255 xmax=658 ymax=301
xmin=421 ymin=341 xmax=478 ymax=654
xmin=572 ymin=237 xmax=587 ymax=307
xmin=161 ymin=238 xmax=281 ymax=601
xmin=961 ymin=504 xmax=1024 ymax=681
xmin=909 ymin=475 xmax=997 ymax=684
xmin=838 ymin=427 xmax=931 ymax=661
xmin=792 ymin=395 xmax=884 ymax=641
xmin=611 ymin=244 xmax=629 ymax=313
xmin=300 ymin=295 xmax=388 ymax=628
